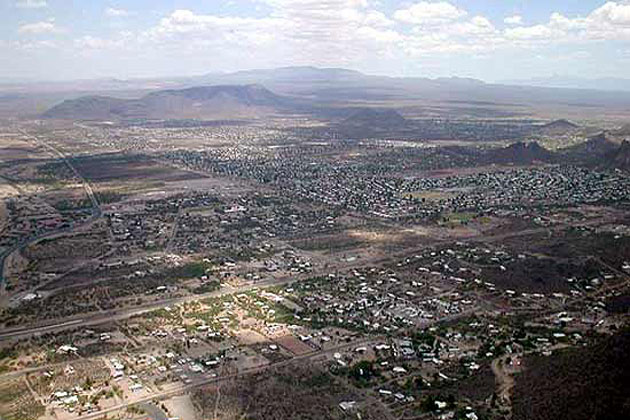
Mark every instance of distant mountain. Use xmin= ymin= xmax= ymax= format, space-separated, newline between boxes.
xmin=200 ymin=68 xmax=630 ymax=108
xmin=42 ymin=95 xmax=129 ymax=120
xmin=43 ymin=84 xmax=293 ymax=120
xmin=504 ymin=75 xmax=630 ymax=92
xmin=144 ymin=84 xmax=286 ymax=107
xmin=536 ymin=119 xmax=580 ymax=136
xmin=217 ymin=66 xmax=365 ymax=83
xmin=484 ymin=141 xmax=555 ymax=165
xmin=341 ymin=108 xmax=407 ymax=128
xmin=10 ymin=66 xmax=630 ymax=119
xmin=434 ymin=76 xmax=486 ymax=87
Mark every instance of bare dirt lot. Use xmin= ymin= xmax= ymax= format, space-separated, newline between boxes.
xmin=192 ymin=365 xmax=389 ymax=420
xmin=70 ymin=154 xmax=205 ymax=183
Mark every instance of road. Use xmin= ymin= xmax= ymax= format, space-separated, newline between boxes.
xmin=0 ymin=275 xmax=299 ymax=341
xmin=65 ymin=308 xmax=481 ymax=420
xmin=0 ymin=129 xmax=101 ymax=290
xmin=19 ymin=129 xmax=100 ymax=212
xmin=0 ymin=213 xmax=613 ymax=341
xmin=72 ymin=336 xmax=385 ymax=420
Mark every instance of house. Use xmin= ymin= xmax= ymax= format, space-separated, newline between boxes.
xmin=339 ymin=401 xmax=356 ymax=411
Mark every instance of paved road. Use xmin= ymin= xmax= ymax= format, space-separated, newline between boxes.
xmin=0 ymin=214 xmax=610 ymax=341
xmin=69 ymin=309 xmax=480 ymax=420
xmin=0 ymin=276 xmax=298 ymax=341
xmin=72 ymin=336 xmax=384 ymax=420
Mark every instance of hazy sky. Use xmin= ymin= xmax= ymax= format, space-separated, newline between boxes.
xmin=2 ymin=0 xmax=630 ymax=81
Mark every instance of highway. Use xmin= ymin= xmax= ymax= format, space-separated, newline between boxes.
xmin=0 ymin=275 xmax=299 ymax=341
xmin=19 ymin=129 xmax=100 ymax=212
xmin=0 ymin=214 xmax=611 ymax=342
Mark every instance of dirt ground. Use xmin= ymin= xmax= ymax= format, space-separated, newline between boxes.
xmin=163 ymin=395 xmax=199 ymax=420
xmin=275 ymin=335 xmax=313 ymax=355
xmin=3 ymin=251 xmax=29 ymax=287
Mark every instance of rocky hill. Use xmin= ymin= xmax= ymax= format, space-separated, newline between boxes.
xmin=564 ymin=132 xmax=619 ymax=161
xmin=603 ymin=140 xmax=630 ymax=171
xmin=341 ymin=108 xmax=407 ymax=128
xmin=43 ymin=84 xmax=292 ymax=120
xmin=536 ymin=119 xmax=579 ymax=136
xmin=614 ymin=123 xmax=630 ymax=136
xmin=484 ymin=141 xmax=555 ymax=165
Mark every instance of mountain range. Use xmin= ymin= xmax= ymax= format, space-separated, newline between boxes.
xmin=42 ymin=83 xmax=630 ymax=171
xmin=504 ymin=75 xmax=630 ymax=92
xmin=199 ymin=67 xmax=630 ymax=107
xmin=5 ymin=66 xmax=630 ymax=120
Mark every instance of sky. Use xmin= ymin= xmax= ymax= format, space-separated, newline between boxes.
xmin=2 ymin=0 xmax=630 ymax=81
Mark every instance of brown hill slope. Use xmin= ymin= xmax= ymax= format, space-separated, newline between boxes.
xmin=603 ymin=140 xmax=630 ymax=171
xmin=43 ymin=84 xmax=292 ymax=120
xmin=512 ymin=329 xmax=630 ymax=420
xmin=564 ymin=132 xmax=619 ymax=161
xmin=484 ymin=141 xmax=555 ymax=165
xmin=537 ymin=119 xmax=579 ymax=136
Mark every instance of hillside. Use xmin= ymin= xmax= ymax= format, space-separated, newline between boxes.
xmin=341 ymin=108 xmax=407 ymax=128
xmin=484 ymin=141 xmax=555 ymax=165
xmin=536 ymin=119 xmax=579 ymax=136
xmin=564 ymin=132 xmax=619 ymax=161
xmin=43 ymin=84 xmax=292 ymax=120
xmin=512 ymin=329 xmax=630 ymax=420
xmin=614 ymin=123 xmax=630 ymax=137
xmin=41 ymin=96 xmax=129 ymax=120
xmin=603 ymin=140 xmax=630 ymax=171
